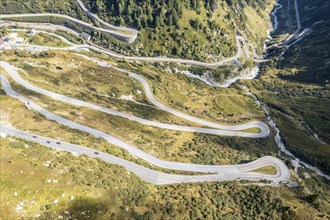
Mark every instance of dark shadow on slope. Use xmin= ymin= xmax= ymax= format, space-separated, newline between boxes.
xmin=278 ymin=22 xmax=330 ymax=85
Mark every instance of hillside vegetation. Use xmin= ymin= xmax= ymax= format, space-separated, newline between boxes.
xmin=0 ymin=49 xmax=276 ymax=167
xmin=81 ymin=0 xmax=275 ymax=61
xmin=1 ymin=137 xmax=329 ymax=219
xmin=1 ymin=0 xmax=330 ymax=219
xmin=1 ymin=0 xmax=276 ymax=61
xmin=246 ymin=0 xmax=330 ymax=174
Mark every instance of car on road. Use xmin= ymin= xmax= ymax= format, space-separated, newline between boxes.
xmin=94 ymin=152 xmax=99 ymax=155
xmin=33 ymin=135 xmax=37 ymax=138
xmin=56 ymin=142 xmax=61 ymax=144
xmin=46 ymin=141 xmax=50 ymax=144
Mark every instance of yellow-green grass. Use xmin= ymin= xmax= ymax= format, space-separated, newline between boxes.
xmin=245 ymin=66 xmax=330 ymax=173
xmin=1 ymin=50 xmax=268 ymax=128
xmin=4 ymin=137 xmax=328 ymax=219
xmin=0 ymin=79 xmax=168 ymax=172
xmin=1 ymin=51 xmax=276 ymax=166
xmin=251 ymin=165 xmax=277 ymax=175
xmin=0 ymin=88 xmax=127 ymax=161
xmin=0 ymin=50 xmax=204 ymax=127
xmin=0 ymin=137 xmax=139 ymax=219
xmin=0 ymin=86 xmax=214 ymax=176
xmin=1 ymin=137 xmax=326 ymax=219
xmin=27 ymin=32 xmax=71 ymax=47
xmin=240 ymin=127 xmax=262 ymax=134
xmin=244 ymin=3 xmax=274 ymax=39
xmin=4 ymin=84 xmax=235 ymax=164
xmin=127 ymin=63 xmax=266 ymax=126
xmin=0 ymin=72 xmax=261 ymax=166
xmin=242 ymin=0 xmax=277 ymax=51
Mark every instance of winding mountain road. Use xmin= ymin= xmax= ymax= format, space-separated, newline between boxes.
xmin=0 ymin=0 xmax=271 ymax=69
xmin=75 ymin=0 xmax=137 ymax=43
xmin=0 ymin=125 xmax=290 ymax=184
xmin=0 ymin=74 xmax=288 ymax=180
xmin=87 ymin=35 xmax=263 ymax=68
xmin=0 ymin=61 xmax=269 ymax=138
xmin=0 ymin=13 xmax=137 ymax=43
xmin=0 ymin=1 xmax=294 ymax=184
xmin=0 ymin=21 xmax=262 ymax=68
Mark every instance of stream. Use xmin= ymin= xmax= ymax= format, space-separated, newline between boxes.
xmin=181 ymin=0 xmax=329 ymax=181
xmin=242 ymin=85 xmax=330 ymax=180
xmin=241 ymin=0 xmax=330 ymax=180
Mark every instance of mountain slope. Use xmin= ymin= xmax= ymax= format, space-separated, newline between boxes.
xmin=1 ymin=0 xmax=276 ymax=61
xmin=81 ymin=0 xmax=276 ymax=61
xmin=247 ymin=0 xmax=330 ymax=174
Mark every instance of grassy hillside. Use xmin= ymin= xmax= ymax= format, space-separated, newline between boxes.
xmin=81 ymin=0 xmax=276 ymax=61
xmin=1 ymin=0 xmax=330 ymax=218
xmin=1 ymin=47 xmax=329 ymax=220
xmin=1 ymin=0 xmax=276 ymax=62
xmin=1 ymin=137 xmax=329 ymax=219
xmin=246 ymin=0 xmax=330 ymax=174
xmin=1 ymin=47 xmax=329 ymax=218
xmin=0 ymin=50 xmax=278 ymax=166
xmin=0 ymin=0 xmax=87 ymax=18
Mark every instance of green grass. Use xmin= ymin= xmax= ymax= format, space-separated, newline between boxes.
xmin=1 ymin=82 xmax=256 ymax=165
xmin=251 ymin=165 xmax=277 ymax=175
xmin=0 ymin=137 xmax=139 ymax=219
xmin=0 ymin=51 xmax=279 ymax=166
xmin=244 ymin=65 xmax=330 ymax=174
xmin=1 ymin=136 xmax=326 ymax=219
xmin=125 ymin=62 xmax=266 ymax=125
xmin=27 ymin=32 xmax=71 ymax=47
xmin=240 ymin=127 xmax=262 ymax=134
xmin=1 ymin=49 xmax=268 ymax=127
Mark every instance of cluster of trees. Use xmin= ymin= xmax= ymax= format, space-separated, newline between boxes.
xmin=84 ymin=0 xmax=233 ymax=28
xmin=226 ymin=0 xmax=267 ymax=9
xmin=3 ymin=0 xmax=270 ymax=62
xmin=3 ymin=133 xmax=328 ymax=219
xmin=1 ymin=0 xmax=85 ymax=15
xmin=179 ymin=133 xmax=275 ymax=165
xmin=130 ymin=183 xmax=299 ymax=219
xmin=86 ymin=0 xmax=185 ymax=28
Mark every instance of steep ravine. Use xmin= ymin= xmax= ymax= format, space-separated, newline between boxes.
xmin=241 ymin=0 xmax=330 ymax=180
xmin=242 ymin=85 xmax=330 ymax=181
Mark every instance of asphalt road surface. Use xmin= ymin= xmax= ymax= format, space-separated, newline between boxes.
xmin=0 ymin=13 xmax=137 ymax=43
xmin=0 ymin=19 xmax=262 ymax=68
xmin=0 ymin=125 xmax=290 ymax=184
xmin=0 ymin=61 xmax=270 ymax=138
xmin=75 ymin=0 xmax=137 ymax=43
xmin=0 ymin=4 xmax=290 ymax=184
xmin=0 ymin=74 xmax=287 ymax=177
